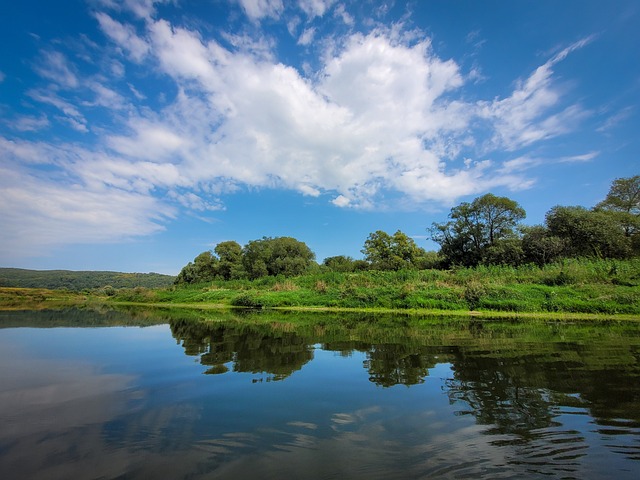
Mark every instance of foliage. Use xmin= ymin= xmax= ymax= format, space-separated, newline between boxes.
xmin=362 ymin=230 xmax=427 ymax=270
xmin=431 ymin=193 xmax=526 ymax=267
xmin=176 ymin=236 xmax=316 ymax=284
xmin=175 ymin=251 xmax=219 ymax=284
xmin=595 ymin=175 xmax=640 ymax=250
xmin=215 ymin=241 xmax=245 ymax=280
xmin=0 ymin=268 xmax=174 ymax=291
xmin=124 ymin=258 xmax=640 ymax=316
xmin=521 ymin=225 xmax=565 ymax=266
xmin=545 ymin=206 xmax=631 ymax=259
xmin=243 ymin=236 xmax=315 ymax=279
xmin=322 ymin=255 xmax=368 ymax=272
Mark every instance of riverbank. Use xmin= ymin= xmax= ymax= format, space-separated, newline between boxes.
xmin=1 ymin=259 xmax=639 ymax=320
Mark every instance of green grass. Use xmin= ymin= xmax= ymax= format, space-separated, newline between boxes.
xmin=105 ymin=258 xmax=640 ymax=317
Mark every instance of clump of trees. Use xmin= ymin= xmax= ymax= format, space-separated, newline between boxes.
xmin=175 ymin=237 xmax=316 ymax=284
xmin=431 ymin=175 xmax=640 ymax=267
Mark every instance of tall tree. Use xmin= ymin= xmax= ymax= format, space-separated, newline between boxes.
xmin=215 ymin=241 xmax=245 ymax=280
xmin=431 ymin=193 xmax=526 ymax=267
xmin=595 ymin=175 xmax=640 ymax=237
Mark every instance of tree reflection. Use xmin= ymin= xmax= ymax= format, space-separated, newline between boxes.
xmin=170 ymin=318 xmax=313 ymax=381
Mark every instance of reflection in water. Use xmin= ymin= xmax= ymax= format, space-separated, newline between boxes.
xmin=171 ymin=318 xmax=313 ymax=380
xmin=0 ymin=308 xmax=639 ymax=479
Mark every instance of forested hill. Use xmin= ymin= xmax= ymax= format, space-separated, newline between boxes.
xmin=0 ymin=268 xmax=175 ymax=291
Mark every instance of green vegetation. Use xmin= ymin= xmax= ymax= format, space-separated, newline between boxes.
xmin=0 ymin=268 xmax=175 ymax=291
xmin=0 ymin=288 xmax=95 ymax=310
xmin=109 ymin=258 xmax=640 ymax=317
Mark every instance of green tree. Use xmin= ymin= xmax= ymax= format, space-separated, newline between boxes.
xmin=215 ymin=241 xmax=245 ymax=280
xmin=545 ymin=206 xmax=631 ymax=259
xmin=243 ymin=237 xmax=315 ymax=279
xmin=595 ymin=175 xmax=640 ymax=239
xmin=431 ymin=193 xmax=526 ymax=267
xmin=175 ymin=251 xmax=219 ymax=284
xmin=323 ymin=255 xmax=361 ymax=272
xmin=362 ymin=230 xmax=426 ymax=270
xmin=521 ymin=225 xmax=565 ymax=266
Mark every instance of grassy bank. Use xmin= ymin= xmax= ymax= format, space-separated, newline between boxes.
xmin=111 ymin=258 xmax=640 ymax=317
xmin=1 ymin=259 xmax=638 ymax=319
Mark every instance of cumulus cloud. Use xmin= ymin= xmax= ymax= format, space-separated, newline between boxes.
xmin=2 ymin=7 xmax=592 ymax=257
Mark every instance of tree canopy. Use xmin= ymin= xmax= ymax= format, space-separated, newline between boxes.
xmin=362 ymin=230 xmax=427 ymax=270
xmin=176 ymin=236 xmax=316 ymax=284
xmin=431 ymin=193 xmax=526 ymax=267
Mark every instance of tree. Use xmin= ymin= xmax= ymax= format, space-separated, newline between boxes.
xmin=431 ymin=193 xmax=526 ymax=267
xmin=595 ymin=175 xmax=640 ymax=238
xmin=175 ymin=251 xmax=218 ymax=284
xmin=215 ymin=241 xmax=245 ymax=280
xmin=362 ymin=230 xmax=426 ymax=270
xmin=521 ymin=225 xmax=565 ymax=266
xmin=545 ymin=206 xmax=631 ymax=259
xmin=322 ymin=255 xmax=364 ymax=272
xmin=243 ymin=237 xmax=315 ymax=279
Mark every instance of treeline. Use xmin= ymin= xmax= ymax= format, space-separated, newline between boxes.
xmin=0 ymin=268 xmax=175 ymax=291
xmin=176 ymin=175 xmax=639 ymax=284
xmin=431 ymin=175 xmax=639 ymax=267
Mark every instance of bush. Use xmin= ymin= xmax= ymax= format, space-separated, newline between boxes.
xmin=230 ymin=294 xmax=263 ymax=308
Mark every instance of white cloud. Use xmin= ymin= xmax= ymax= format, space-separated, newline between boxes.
xmin=597 ymin=106 xmax=633 ymax=133
xmin=95 ymin=12 xmax=150 ymax=62
xmin=298 ymin=27 xmax=316 ymax=46
xmin=33 ymin=51 xmax=79 ymax=88
xmin=0 ymin=160 xmax=172 ymax=258
xmin=9 ymin=114 xmax=50 ymax=132
xmin=2 ymin=12 xmax=593 ymax=257
xmin=332 ymin=195 xmax=350 ymax=207
xmin=27 ymin=89 xmax=88 ymax=131
xmin=478 ymin=38 xmax=591 ymax=151
xmin=298 ymin=0 xmax=336 ymax=19
xmin=96 ymin=0 xmax=166 ymax=20
xmin=237 ymin=0 xmax=284 ymax=21
xmin=334 ymin=4 xmax=354 ymax=25
xmin=559 ymin=151 xmax=599 ymax=163
xmin=0 ymin=71 xmax=5 ymax=82
xmin=107 ymin=120 xmax=188 ymax=161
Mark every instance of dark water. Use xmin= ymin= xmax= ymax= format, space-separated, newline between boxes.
xmin=0 ymin=308 xmax=639 ymax=479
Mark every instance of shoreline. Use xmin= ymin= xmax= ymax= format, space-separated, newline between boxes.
xmin=1 ymin=288 xmax=639 ymax=322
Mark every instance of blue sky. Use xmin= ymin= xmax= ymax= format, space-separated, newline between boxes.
xmin=0 ymin=0 xmax=638 ymax=275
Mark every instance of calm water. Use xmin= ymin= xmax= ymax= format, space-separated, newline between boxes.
xmin=0 ymin=308 xmax=639 ymax=479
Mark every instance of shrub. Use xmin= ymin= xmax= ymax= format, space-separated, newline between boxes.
xmin=230 ymin=294 xmax=263 ymax=308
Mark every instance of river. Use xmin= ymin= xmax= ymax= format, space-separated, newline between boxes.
xmin=0 ymin=307 xmax=638 ymax=479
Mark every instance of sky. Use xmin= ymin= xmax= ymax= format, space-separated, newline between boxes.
xmin=0 ymin=0 xmax=638 ymax=275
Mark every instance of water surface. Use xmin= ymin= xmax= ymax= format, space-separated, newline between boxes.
xmin=0 ymin=308 xmax=639 ymax=479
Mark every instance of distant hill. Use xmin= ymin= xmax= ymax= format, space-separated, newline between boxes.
xmin=0 ymin=268 xmax=175 ymax=291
